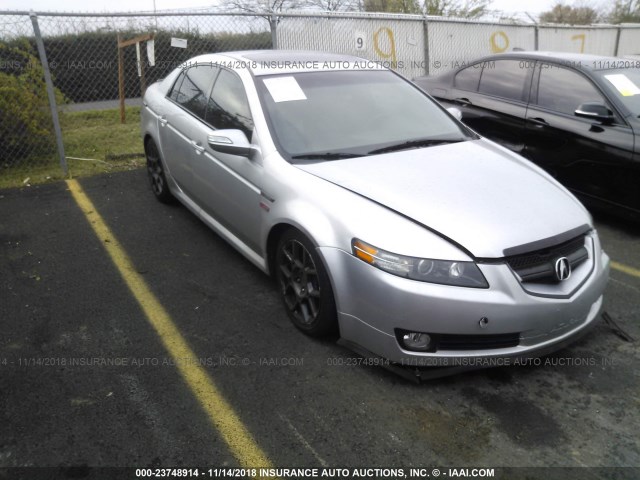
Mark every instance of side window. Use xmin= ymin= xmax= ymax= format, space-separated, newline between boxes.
xmin=454 ymin=64 xmax=482 ymax=91
xmin=206 ymin=69 xmax=254 ymax=139
xmin=478 ymin=60 xmax=530 ymax=102
xmin=168 ymin=70 xmax=186 ymax=101
xmin=536 ymin=65 xmax=607 ymax=116
xmin=174 ymin=65 xmax=217 ymax=119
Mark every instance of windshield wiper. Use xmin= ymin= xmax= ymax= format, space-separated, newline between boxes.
xmin=368 ymin=138 xmax=465 ymax=155
xmin=290 ymin=152 xmax=363 ymax=160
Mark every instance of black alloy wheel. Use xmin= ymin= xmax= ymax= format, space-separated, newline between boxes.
xmin=275 ymin=229 xmax=337 ymax=337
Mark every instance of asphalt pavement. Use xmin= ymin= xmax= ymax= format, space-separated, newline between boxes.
xmin=0 ymin=169 xmax=639 ymax=479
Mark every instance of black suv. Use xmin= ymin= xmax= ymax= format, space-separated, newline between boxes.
xmin=414 ymin=52 xmax=640 ymax=219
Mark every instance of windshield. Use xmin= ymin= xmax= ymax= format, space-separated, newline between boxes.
xmin=596 ymin=67 xmax=640 ymax=117
xmin=255 ymin=70 xmax=474 ymax=161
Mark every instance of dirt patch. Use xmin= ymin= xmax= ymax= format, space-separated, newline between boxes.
xmin=409 ymin=406 xmax=493 ymax=462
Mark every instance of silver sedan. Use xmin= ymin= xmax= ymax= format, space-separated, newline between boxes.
xmin=141 ymin=50 xmax=610 ymax=371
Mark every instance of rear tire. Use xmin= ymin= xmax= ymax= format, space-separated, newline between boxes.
xmin=145 ymin=138 xmax=174 ymax=204
xmin=275 ymin=229 xmax=337 ymax=337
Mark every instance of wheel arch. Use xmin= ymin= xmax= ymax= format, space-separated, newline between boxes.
xmin=263 ymin=192 xmax=351 ymax=279
xmin=143 ymin=133 xmax=154 ymax=148
xmin=265 ymin=218 xmax=339 ymax=280
xmin=266 ymin=223 xmax=293 ymax=277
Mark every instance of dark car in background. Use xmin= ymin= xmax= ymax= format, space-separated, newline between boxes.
xmin=414 ymin=52 xmax=640 ymax=219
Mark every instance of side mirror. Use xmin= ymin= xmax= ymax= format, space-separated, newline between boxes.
xmin=207 ymin=129 xmax=258 ymax=158
xmin=574 ymin=102 xmax=614 ymax=124
xmin=447 ymin=107 xmax=463 ymax=121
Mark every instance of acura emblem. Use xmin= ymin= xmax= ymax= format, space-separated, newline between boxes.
xmin=555 ymin=257 xmax=571 ymax=281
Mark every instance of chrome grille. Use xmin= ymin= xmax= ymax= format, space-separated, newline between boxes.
xmin=506 ymin=235 xmax=588 ymax=283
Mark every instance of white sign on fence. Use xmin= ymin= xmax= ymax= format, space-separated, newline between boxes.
xmin=170 ymin=37 xmax=187 ymax=49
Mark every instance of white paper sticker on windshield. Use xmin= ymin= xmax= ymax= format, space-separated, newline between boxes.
xmin=263 ymin=76 xmax=307 ymax=103
xmin=604 ymin=74 xmax=640 ymax=96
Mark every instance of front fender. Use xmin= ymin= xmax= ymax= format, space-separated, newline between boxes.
xmin=260 ymin=155 xmax=472 ymax=271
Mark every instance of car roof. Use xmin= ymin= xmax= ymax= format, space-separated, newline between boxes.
xmin=477 ymin=51 xmax=626 ymax=71
xmin=184 ymin=50 xmax=386 ymax=76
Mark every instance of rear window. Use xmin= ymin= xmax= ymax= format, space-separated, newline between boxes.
xmin=478 ymin=60 xmax=530 ymax=102
xmin=454 ymin=64 xmax=482 ymax=91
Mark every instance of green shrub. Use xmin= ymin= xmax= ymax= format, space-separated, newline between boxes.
xmin=0 ymin=41 xmax=55 ymax=166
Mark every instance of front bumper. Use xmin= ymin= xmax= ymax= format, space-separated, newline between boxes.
xmin=319 ymin=233 xmax=610 ymax=365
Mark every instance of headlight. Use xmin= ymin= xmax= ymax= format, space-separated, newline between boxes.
xmin=352 ymin=238 xmax=488 ymax=288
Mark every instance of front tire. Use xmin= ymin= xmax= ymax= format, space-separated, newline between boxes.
xmin=275 ymin=229 xmax=337 ymax=337
xmin=145 ymin=138 xmax=173 ymax=203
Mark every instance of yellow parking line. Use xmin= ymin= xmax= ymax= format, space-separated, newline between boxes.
xmin=611 ymin=261 xmax=640 ymax=279
xmin=66 ymin=179 xmax=273 ymax=471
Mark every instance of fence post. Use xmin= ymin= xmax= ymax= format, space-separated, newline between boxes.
xmin=270 ymin=13 xmax=278 ymax=49
xmin=422 ymin=17 xmax=430 ymax=75
xmin=614 ymin=26 xmax=621 ymax=56
xmin=29 ymin=12 xmax=67 ymax=176
xmin=534 ymin=25 xmax=539 ymax=51
xmin=117 ymin=34 xmax=126 ymax=124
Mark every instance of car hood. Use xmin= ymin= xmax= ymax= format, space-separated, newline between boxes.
xmin=296 ymin=139 xmax=590 ymax=258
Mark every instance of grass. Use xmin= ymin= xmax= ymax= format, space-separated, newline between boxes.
xmin=0 ymin=106 xmax=145 ymax=190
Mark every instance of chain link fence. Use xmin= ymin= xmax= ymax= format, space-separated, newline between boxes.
xmin=0 ymin=11 xmax=273 ymax=181
xmin=276 ymin=12 xmax=426 ymax=80
xmin=276 ymin=13 xmax=640 ymax=78
xmin=2 ymin=9 xmax=640 ymax=182
xmin=36 ymin=13 xmax=272 ymax=103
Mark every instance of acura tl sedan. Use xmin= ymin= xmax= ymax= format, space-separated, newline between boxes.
xmin=141 ymin=50 xmax=610 ymax=372
xmin=414 ymin=52 xmax=640 ymax=220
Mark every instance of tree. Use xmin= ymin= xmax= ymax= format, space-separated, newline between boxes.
xmin=607 ymin=0 xmax=640 ymax=23
xmin=423 ymin=0 xmax=490 ymax=18
xmin=304 ymin=0 xmax=363 ymax=11
xmin=225 ymin=0 xmax=489 ymax=15
xmin=222 ymin=0 xmax=360 ymax=13
xmin=539 ymin=3 xmax=600 ymax=25
xmin=364 ymin=0 xmax=421 ymax=14
xmin=364 ymin=0 xmax=490 ymax=17
xmin=221 ymin=0 xmax=301 ymax=15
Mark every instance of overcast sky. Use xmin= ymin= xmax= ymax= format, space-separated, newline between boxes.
xmin=1 ymin=0 xmax=559 ymax=15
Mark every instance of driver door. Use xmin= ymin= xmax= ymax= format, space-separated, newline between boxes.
xmin=189 ymin=67 xmax=263 ymax=253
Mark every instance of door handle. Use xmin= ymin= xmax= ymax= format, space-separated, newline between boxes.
xmin=192 ymin=140 xmax=205 ymax=154
xmin=454 ymin=97 xmax=471 ymax=106
xmin=527 ymin=117 xmax=548 ymax=128
xmin=159 ymin=115 xmax=167 ymax=127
